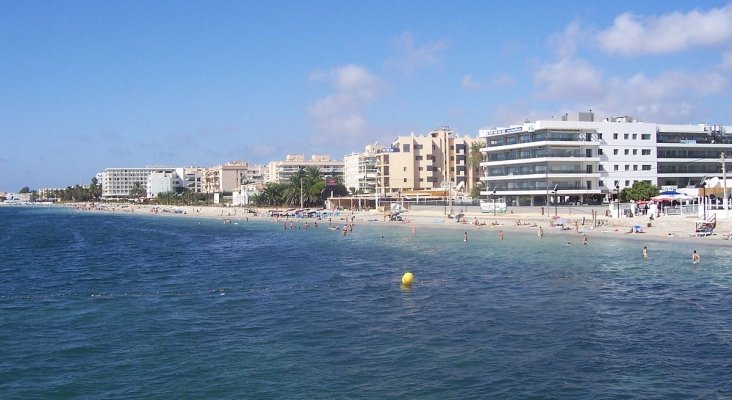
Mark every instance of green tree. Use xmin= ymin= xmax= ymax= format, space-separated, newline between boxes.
xmin=90 ymin=177 xmax=102 ymax=200
xmin=621 ymin=181 xmax=659 ymax=202
xmin=129 ymin=182 xmax=147 ymax=199
xmin=19 ymin=186 xmax=30 ymax=193
xmin=467 ymin=141 xmax=483 ymax=169
xmin=470 ymin=181 xmax=484 ymax=199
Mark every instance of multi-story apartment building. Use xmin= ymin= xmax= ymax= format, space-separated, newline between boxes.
xmin=267 ymin=154 xmax=344 ymax=184
xmin=343 ymin=144 xmax=381 ymax=194
xmin=375 ymin=127 xmax=480 ymax=198
xmin=479 ymin=112 xmax=732 ymax=206
xmin=202 ymin=161 xmax=259 ymax=193
xmin=147 ymin=171 xmax=184 ymax=197
xmin=100 ymin=167 xmax=177 ymax=199
xmin=175 ymin=167 xmax=204 ymax=193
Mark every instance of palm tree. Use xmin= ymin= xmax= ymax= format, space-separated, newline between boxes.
xmin=129 ymin=182 xmax=147 ymax=199
xmin=467 ymin=141 xmax=484 ymax=198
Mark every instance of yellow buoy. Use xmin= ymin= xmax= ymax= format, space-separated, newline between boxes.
xmin=401 ymin=272 xmax=414 ymax=286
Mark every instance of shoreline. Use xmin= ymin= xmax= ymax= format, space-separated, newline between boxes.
xmin=62 ymin=202 xmax=732 ymax=248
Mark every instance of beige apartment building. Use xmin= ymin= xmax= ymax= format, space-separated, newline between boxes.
xmin=202 ymin=161 xmax=264 ymax=193
xmin=375 ymin=127 xmax=481 ymax=199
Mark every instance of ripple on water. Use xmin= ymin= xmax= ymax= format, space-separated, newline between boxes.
xmin=1 ymin=207 xmax=732 ymax=398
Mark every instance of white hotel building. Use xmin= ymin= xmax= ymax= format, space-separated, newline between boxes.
xmin=479 ymin=112 xmax=732 ymax=206
xmin=101 ymin=167 xmax=179 ymax=199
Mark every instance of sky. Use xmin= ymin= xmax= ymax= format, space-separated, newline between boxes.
xmin=2 ymin=0 xmax=732 ymax=191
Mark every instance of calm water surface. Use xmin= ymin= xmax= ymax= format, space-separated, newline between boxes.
xmin=1 ymin=206 xmax=731 ymax=399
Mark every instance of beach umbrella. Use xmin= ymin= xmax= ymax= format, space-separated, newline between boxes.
xmin=552 ymin=217 xmax=572 ymax=226
xmin=651 ymin=191 xmax=693 ymax=202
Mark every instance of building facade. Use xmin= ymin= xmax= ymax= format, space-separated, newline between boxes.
xmin=147 ymin=171 xmax=184 ymax=197
xmin=343 ymin=144 xmax=381 ymax=194
xmin=375 ymin=127 xmax=480 ymax=199
xmin=267 ymin=154 xmax=344 ymax=184
xmin=202 ymin=161 xmax=261 ymax=193
xmin=101 ymin=167 xmax=177 ymax=199
xmin=479 ymin=112 xmax=732 ymax=206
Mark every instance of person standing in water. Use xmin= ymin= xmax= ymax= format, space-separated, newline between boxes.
xmin=642 ymin=246 xmax=648 ymax=259
xmin=692 ymin=250 xmax=700 ymax=263
xmin=464 ymin=231 xmax=468 ymax=242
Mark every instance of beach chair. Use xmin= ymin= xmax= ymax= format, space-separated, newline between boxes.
xmin=690 ymin=225 xmax=714 ymax=237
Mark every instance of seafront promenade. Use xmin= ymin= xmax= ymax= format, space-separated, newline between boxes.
xmin=70 ymin=202 xmax=732 ymax=246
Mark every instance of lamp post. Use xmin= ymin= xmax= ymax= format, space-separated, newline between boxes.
xmin=375 ymin=172 xmax=379 ymax=210
xmin=300 ymin=178 xmax=304 ymax=209
xmin=614 ymin=185 xmax=620 ymax=219
xmin=700 ymin=177 xmax=707 ymax=220
xmin=492 ymin=187 xmax=497 ymax=216
xmin=551 ymin=184 xmax=558 ymax=217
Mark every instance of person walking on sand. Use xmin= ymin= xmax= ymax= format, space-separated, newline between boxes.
xmin=642 ymin=246 xmax=648 ymax=259
xmin=692 ymin=250 xmax=700 ymax=264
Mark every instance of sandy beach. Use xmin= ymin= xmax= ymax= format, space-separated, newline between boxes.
xmin=70 ymin=202 xmax=732 ymax=247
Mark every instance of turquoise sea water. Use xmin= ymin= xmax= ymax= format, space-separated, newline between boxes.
xmin=1 ymin=206 xmax=732 ymax=399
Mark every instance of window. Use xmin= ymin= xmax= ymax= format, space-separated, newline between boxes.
xmin=642 ymin=149 xmax=651 ymax=155
xmin=415 ymin=144 xmax=423 ymax=149
xmin=415 ymin=155 xmax=423 ymax=160
xmin=403 ymin=178 xmax=407 ymax=183
xmin=632 ymin=134 xmax=637 ymax=140
xmin=625 ymin=165 xmax=630 ymax=171
xmin=613 ymin=149 xmax=619 ymax=155
xmin=632 ymin=149 xmax=637 ymax=155
xmin=599 ymin=165 xmax=605 ymax=171
xmin=613 ymin=133 xmax=618 ymax=139
xmin=614 ymin=180 xmax=619 ymax=187
xmin=625 ymin=180 xmax=630 ymax=186
xmin=641 ymin=134 xmax=651 ymax=140
xmin=403 ymin=167 xmax=407 ymax=172
xmin=598 ymin=133 xmax=603 ymax=139
xmin=624 ymin=133 xmax=629 ymax=139
xmin=403 ymin=144 xmax=410 ymax=152
xmin=418 ymin=167 xmax=423 ymax=171
xmin=597 ymin=149 xmax=603 ymax=155
xmin=614 ymin=165 xmax=619 ymax=171
xmin=586 ymin=149 xmax=592 ymax=157
xmin=633 ymin=165 xmax=638 ymax=171
xmin=624 ymin=149 xmax=629 ymax=155
xmin=599 ymin=180 xmax=605 ymax=187
xmin=642 ymin=165 xmax=651 ymax=171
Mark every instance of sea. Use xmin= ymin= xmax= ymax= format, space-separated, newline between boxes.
xmin=1 ymin=206 xmax=731 ymax=399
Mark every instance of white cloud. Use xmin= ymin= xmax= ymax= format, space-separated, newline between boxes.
xmin=532 ymin=55 xmax=728 ymax=122
xmin=549 ymin=19 xmax=585 ymax=58
xmin=534 ymin=58 xmax=605 ymax=101
xmin=385 ymin=32 xmax=450 ymax=74
xmin=462 ymin=74 xmax=482 ymax=90
xmin=596 ymin=3 xmax=732 ymax=55
xmin=720 ymin=51 xmax=732 ymax=72
xmin=308 ymin=64 xmax=383 ymax=142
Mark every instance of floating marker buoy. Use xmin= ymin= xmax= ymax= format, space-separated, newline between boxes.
xmin=401 ymin=272 xmax=414 ymax=286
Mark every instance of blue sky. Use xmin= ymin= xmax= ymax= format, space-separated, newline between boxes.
xmin=2 ymin=0 xmax=731 ymax=191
